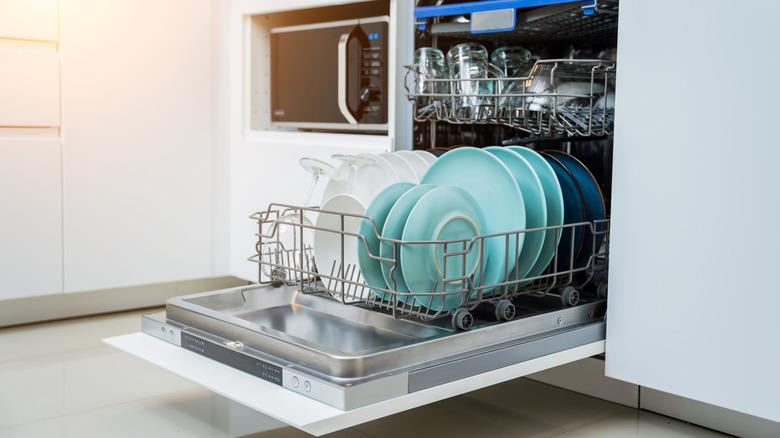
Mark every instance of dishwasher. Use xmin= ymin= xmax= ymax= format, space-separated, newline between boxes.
xmin=136 ymin=0 xmax=616 ymax=416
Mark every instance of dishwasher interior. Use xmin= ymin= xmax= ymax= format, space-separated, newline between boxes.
xmin=143 ymin=0 xmax=618 ymax=411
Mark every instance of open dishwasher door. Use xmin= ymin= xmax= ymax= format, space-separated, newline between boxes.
xmin=106 ymin=285 xmax=605 ymax=436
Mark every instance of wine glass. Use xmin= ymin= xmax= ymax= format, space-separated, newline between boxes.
xmin=262 ymin=157 xmax=338 ymax=281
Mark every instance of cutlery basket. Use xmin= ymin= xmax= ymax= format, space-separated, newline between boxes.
xmin=249 ymin=203 xmax=609 ymax=330
xmin=404 ymin=59 xmax=616 ymax=137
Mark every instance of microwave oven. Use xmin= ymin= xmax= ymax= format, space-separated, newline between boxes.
xmin=270 ymin=16 xmax=389 ymax=132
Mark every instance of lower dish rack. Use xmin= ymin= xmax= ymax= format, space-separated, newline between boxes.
xmin=249 ymin=203 xmax=609 ymax=330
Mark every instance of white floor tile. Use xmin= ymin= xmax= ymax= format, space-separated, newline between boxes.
xmin=0 ymin=388 xmax=285 ymax=438
xmin=0 ymin=309 xmax=728 ymax=438
xmin=0 ymin=309 xmax=151 ymax=363
xmin=0 ymin=344 xmax=196 ymax=428
xmin=554 ymin=410 xmax=725 ymax=437
xmin=465 ymin=377 xmax=630 ymax=431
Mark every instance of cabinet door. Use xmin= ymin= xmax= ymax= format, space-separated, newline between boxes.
xmin=60 ymin=0 xmax=214 ymax=292
xmin=0 ymin=138 xmax=63 ymax=299
xmin=0 ymin=0 xmax=58 ymax=42
xmin=0 ymin=46 xmax=60 ymax=127
xmin=606 ymin=0 xmax=780 ymax=423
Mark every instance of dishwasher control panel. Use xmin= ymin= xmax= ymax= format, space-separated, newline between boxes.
xmin=181 ymin=332 xmax=284 ymax=386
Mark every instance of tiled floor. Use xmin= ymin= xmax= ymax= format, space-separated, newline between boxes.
xmin=0 ymin=309 xmax=724 ymax=438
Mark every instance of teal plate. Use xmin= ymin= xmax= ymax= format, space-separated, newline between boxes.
xmin=401 ymin=186 xmax=486 ymax=312
xmin=421 ymin=147 xmax=525 ymax=289
xmin=485 ymin=147 xmax=546 ymax=283
xmin=508 ymin=146 xmax=565 ymax=283
xmin=358 ymin=183 xmax=416 ymax=299
xmin=380 ymin=184 xmax=438 ymax=303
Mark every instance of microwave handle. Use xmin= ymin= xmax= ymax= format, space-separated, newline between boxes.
xmin=337 ymin=32 xmax=359 ymax=124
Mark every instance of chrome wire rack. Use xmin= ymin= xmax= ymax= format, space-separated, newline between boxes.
xmin=249 ymin=203 xmax=609 ymax=330
xmin=404 ymin=59 xmax=616 ymax=137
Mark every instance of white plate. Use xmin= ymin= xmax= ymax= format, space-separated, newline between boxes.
xmin=379 ymin=152 xmax=419 ymax=183
xmin=394 ymin=150 xmax=430 ymax=181
xmin=412 ymin=149 xmax=438 ymax=166
xmin=313 ymin=194 xmax=366 ymax=279
xmin=321 ymin=154 xmax=399 ymax=206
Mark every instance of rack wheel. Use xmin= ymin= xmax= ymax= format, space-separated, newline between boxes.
xmin=494 ymin=300 xmax=516 ymax=321
xmin=597 ymin=282 xmax=608 ymax=298
xmin=560 ymin=286 xmax=580 ymax=306
xmin=451 ymin=308 xmax=473 ymax=331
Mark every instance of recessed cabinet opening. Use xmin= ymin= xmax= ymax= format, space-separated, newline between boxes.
xmin=249 ymin=1 xmax=391 ymax=133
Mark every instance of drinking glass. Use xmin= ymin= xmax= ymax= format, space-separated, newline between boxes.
xmin=412 ymin=47 xmax=447 ymax=115
xmin=446 ymin=43 xmax=504 ymax=119
xmin=491 ymin=46 xmax=534 ymax=83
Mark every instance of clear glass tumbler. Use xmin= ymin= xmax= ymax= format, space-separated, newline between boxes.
xmin=413 ymin=47 xmax=447 ymax=115
xmin=491 ymin=46 xmax=534 ymax=80
xmin=446 ymin=43 xmax=502 ymax=119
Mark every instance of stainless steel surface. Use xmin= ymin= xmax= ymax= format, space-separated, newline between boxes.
xmin=403 ymin=58 xmax=616 ymax=137
xmin=143 ymin=307 xmax=605 ymax=409
xmin=165 ymin=284 xmax=605 ymax=380
xmin=250 ymin=203 xmax=609 ymax=324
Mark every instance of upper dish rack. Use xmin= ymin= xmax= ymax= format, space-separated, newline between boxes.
xmin=249 ymin=203 xmax=609 ymax=330
xmin=404 ymin=59 xmax=616 ymax=137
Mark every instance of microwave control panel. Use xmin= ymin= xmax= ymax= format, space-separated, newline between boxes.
xmin=355 ymin=21 xmax=388 ymax=124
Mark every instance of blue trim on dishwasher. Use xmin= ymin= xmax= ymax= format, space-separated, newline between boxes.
xmin=414 ymin=0 xmax=587 ymax=19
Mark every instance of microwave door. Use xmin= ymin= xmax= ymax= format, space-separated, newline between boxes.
xmin=270 ymin=17 xmax=388 ymax=131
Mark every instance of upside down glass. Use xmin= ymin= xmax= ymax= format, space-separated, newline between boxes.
xmin=446 ymin=43 xmax=504 ymax=120
xmin=491 ymin=46 xmax=534 ymax=82
xmin=413 ymin=47 xmax=447 ymax=115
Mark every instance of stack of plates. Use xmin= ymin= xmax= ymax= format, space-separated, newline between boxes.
xmin=311 ymin=146 xmax=605 ymax=313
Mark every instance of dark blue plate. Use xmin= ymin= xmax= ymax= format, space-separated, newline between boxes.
xmin=542 ymin=152 xmax=586 ymax=271
xmin=545 ymin=151 xmax=607 ymax=269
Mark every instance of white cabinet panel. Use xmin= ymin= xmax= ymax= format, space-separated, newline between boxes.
xmin=0 ymin=46 xmax=60 ymax=127
xmin=0 ymin=0 xmax=59 ymax=42
xmin=606 ymin=0 xmax=780 ymax=423
xmin=0 ymin=139 xmax=62 ymax=299
xmin=60 ymin=0 xmax=214 ymax=292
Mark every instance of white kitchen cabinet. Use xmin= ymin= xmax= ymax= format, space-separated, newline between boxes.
xmin=0 ymin=46 xmax=60 ymax=127
xmin=606 ymin=0 xmax=780 ymax=423
xmin=0 ymin=138 xmax=63 ymax=299
xmin=0 ymin=0 xmax=59 ymax=42
xmin=59 ymin=0 xmax=216 ymax=292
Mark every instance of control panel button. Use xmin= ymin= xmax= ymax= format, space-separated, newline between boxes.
xmin=291 ymin=376 xmax=299 ymax=388
xmin=303 ymin=381 xmax=311 ymax=393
